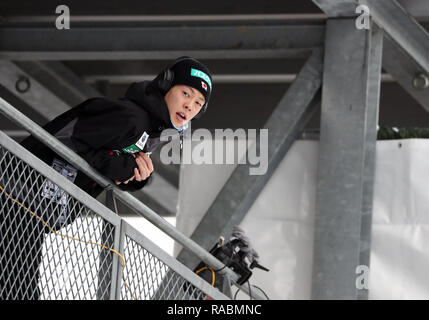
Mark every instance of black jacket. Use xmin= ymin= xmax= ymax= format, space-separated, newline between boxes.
xmin=20 ymin=81 xmax=177 ymax=199
xmin=1 ymin=81 xmax=180 ymax=300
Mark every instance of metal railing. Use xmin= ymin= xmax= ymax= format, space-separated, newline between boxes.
xmin=0 ymin=96 xmax=263 ymax=300
xmin=0 ymin=129 xmax=227 ymax=300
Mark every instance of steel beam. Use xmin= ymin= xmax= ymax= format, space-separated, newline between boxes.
xmin=397 ymin=0 xmax=429 ymax=18
xmin=359 ymin=0 xmax=429 ymax=74
xmin=0 ymin=60 xmax=102 ymax=121
xmin=311 ymin=19 xmax=383 ymax=300
xmin=313 ymin=0 xmax=429 ymax=19
xmin=358 ymin=23 xmax=384 ymax=301
xmin=0 ymin=25 xmax=324 ymax=60
xmin=313 ymin=0 xmax=429 ymax=112
xmin=0 ymin=60 xmax=70 ymax=120
xmin=312 ymin=0 xmax=357 ymax=17
xmin=1 ymin=13 xmax=328 ymax=23
xmin=84 ymin=73 xmax=395 ymax=85
xmin=176 ymin=49 xmax=323 ymax=270
xmin=14 ymin=61 xmax=102 ymax=107
xmin=382 ymin=36 xmax=429 ymax=112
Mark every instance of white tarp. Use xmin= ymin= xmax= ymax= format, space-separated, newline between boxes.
xmin=175 ymin=138 xmax=429 ymax=299
xmin=369 ymin=139 xmax=429 ymax=299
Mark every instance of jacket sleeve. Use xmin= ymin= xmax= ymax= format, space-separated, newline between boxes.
xmin=70 ymin=98 xmax=149 ymax=185
xmin=116 ymin=173 xmax=153 ymax=192
xmin=79 ymin=148 xmax=137 ymax=182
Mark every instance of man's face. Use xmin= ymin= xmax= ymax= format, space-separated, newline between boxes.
xmin=164 ymin=84 xmax=205 ymax=127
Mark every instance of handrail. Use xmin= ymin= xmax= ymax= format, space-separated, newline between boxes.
xmin=0 ymin=96 xmax=265 ymax=300
xmin=0 ymin=129 xmax=229 ymax=300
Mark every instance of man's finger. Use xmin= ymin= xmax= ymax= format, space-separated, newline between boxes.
xmin=124 ymin=175 xmax=135 ymax=184
xmin=143 ymin=153 xmax=154 ymax=172
xmin=136 ymin=157 xmax=150 ymax=179
xmin=135 ymin=160 xmax=149 ymax=181
xmin=134 ymin=167 xmax=142 ymax=181
xmin=140 ymin=152 xmax=154 ymax=173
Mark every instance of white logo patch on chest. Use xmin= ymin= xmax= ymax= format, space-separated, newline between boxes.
xmin=122 ymin=131 xmax=150 ymax=154
xmin=136 ymin=131 xmax=149 ymax=150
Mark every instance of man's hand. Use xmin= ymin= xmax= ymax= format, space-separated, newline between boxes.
xmin=114 ymin=152 xmax=154 ymax=185
xmin=133 ymin=152 xmax=154 ymax=182
xmin=115 ymin=175 xmax=135 ymax=185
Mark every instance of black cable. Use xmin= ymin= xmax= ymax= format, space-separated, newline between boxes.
xmin=234 ymin=281 xmax=270 ymax=300
xmin=233 ymin=281 xmax=253 ymax=300
xmin=248 ymin=280 xmax=252 ymax=300
xmin=213 ymin=265 xmax=227 ymax=273
xmin=251 ymin=284 xmax=270 ymax=300
xmin=233 ymin=286 xmax=241 ymax=300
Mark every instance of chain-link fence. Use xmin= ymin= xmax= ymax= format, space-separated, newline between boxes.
xmin=121 ymin=233 xmax=211 ymax=300
xmin=0 ymin=130 xmax=228 ymax=300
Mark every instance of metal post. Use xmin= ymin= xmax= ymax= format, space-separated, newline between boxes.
xmin=114 ymin=220 xmax=125 ymax=300
xmin=358 ymin=24 xmax=384 ymax=300
xmin=96 ymin=188 xmax=117 ymax=300
xmin=108 ymin=210 xmax=122 ymax=300
xmin=311 ymin=19 xmax=383 ymax=299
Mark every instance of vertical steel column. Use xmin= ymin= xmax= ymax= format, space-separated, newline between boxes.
xmin=108 ymin=215 xmax=123 ymax=300
xmin=358 ymin=24 xmax=383 ymax=300
xmin=96 ymin=189 xmax=117 ymax=300
xmin=113 ymin=219 xmax=126 ymax=300
xmin=311 ymin=19 xmax=383 ymax=299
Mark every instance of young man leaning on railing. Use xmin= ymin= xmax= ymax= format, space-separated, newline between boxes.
xmin=0 ymin=57 xmax=213 ymax=300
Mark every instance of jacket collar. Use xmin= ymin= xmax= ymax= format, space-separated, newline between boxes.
xmin=124 ymin=81 xmax=173 ymax=129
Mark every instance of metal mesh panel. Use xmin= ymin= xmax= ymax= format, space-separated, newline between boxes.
xmin=0 ymin=146 xmax=116 ymax=300
xmin=121 ymin=235 xmax=207 ymax=300
xmin=0 ymin=134 xmax=227 ymax=300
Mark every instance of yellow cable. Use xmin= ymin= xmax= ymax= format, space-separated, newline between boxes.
xmin=0 ymin=185 xmax=137 ymax=300
xmin=195 ymin=266 xmax=216 ymax=300
xmin=195 ymin=266 xmax=216 ymax=287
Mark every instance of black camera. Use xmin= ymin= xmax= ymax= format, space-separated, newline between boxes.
xmin=193 ymin=227 xmax=269 ymax=296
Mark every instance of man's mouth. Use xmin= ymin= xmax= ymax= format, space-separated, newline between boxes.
xmin=176 ymin=112 xmax=186 ymax=122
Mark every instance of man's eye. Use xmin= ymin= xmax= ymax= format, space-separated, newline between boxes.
xmin=183 ymin=91 xmax=189 ymax=97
